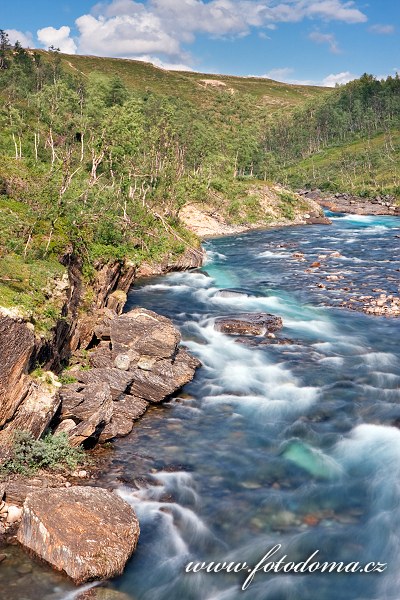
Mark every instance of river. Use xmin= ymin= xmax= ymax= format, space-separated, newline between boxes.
xmin=3 ymin=213 xmax=400 ymax=600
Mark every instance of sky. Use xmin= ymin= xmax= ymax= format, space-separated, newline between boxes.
xmin=2 ymin=0 xmax=399 ymax=86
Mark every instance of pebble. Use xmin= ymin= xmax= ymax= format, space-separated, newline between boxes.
xmin=114 ymin=354 xmax=131 ymax=371
xmin=6 ymin=506 xmax=22 ymax=524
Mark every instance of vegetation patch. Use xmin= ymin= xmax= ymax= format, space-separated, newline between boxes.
xmin=0 ymin=431 xmax=86 ymax=476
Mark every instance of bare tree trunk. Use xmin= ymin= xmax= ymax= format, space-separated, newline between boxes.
xmin=12 ymin=134 xmax=18 ymax=159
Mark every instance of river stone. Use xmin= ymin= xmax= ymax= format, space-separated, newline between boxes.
xmin=77 ymin=588 xmax=134 ymax=600
xmin=17 ymin=487 xmax=140 ymax=584
xmin=214 ymin=313 xmax=283 ymax=336
xmin=214 ymin=289 xmax=258 ymax=299
xmin=114 ymin=354 xmax=131 ymax=371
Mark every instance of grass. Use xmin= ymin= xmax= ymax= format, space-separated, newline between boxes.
xmin=38 ymin=51 xmax=330 ymax=112
xmin=0 ymin=251 xmax=66 ymax=334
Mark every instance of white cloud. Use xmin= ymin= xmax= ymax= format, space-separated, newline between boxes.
xmin=33 ymin=0 xmax=368 ymax=70
xmin=5 ymin=29 xmax=34 ymax=48
xmin=37 ymin=26 xmax=77 ymax=54
xmin=369 ymin=24 xmax=395 ymax=35
xmin=322 ymin=71 xmax=356 ymax=86
xmin=261 ymin=66 xmax=358 ymax=87
xmin=309 ymin=31 xmax=340 ymax=54
xmin=75 ymin=13 xmax=181 ymax=58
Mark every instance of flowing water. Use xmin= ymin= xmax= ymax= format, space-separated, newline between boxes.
xmin=3 ymin=213 xmax=400 ymax=600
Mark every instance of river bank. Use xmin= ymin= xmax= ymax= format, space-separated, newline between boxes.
xmin=299 ymin=189 xmax=400 ymax=216
xmin=0 ymin=206 xmax=398 ymax=592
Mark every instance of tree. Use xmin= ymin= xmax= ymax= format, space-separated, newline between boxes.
xmin=0 ymin=29 xmax=11 ymax=69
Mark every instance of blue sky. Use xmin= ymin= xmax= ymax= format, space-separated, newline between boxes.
xmin=2 ymin=0 xmax=399 ymax=85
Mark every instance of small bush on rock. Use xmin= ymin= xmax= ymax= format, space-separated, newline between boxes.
xmin=1 ymin=431 xmax=86 ymax=476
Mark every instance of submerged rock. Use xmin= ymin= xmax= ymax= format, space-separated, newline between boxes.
xmin=214 ymin=313 xmax=283 ymax=336
xmin=213 ymin=288 xmax=260 ymax=299
xmin=282 ymin=440 xmax=342 ymax=480
xmin=17 ymin=486 xmax=140 ymax=584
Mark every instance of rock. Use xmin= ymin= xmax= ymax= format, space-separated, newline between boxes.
xmin=17 ymin=486 xmax=140 ymax=584
xmin=63 ymin=382 xmax=113 ymax=447
xmin=110 ymin=308 xmax=180 ymax=360
xmin=305 ymin=216 xmax=332 ymax=225
xmin=77 ymin=369 xmax=135 ymax=401
xmin=4 ymin=472 xmax=68 ymax=505
xmin=137 ymin=356 xmax=157 ymax=371
xmin=214 ymin=289 xmax=257 ymax=299
xmin=214 ymin=313 xmax=283 ymax=336
xmin=0 ymin=315 xmax=35 ymax=429
xmin=282 ymin=440 xmax=342 ymax=479
xmin=0 ymin=381 xmax=61 ymax=447
xmin=114 ymin=354 xmax=131 ymax=371
xmin=99 ymin=395 xmax=149 ymax=442
xmin=77 ymin=586 xmax=135 ymax=600
xmin=5 ymin=505 xmax=22 ymax=524
xmin=129 ymin=350 xmax=201 ymax=403
xmin=89 ymin=345 xmax=113 ymax=369
xmin=106 ymin=290 xmax=128 ymax=315
xmin=310 ymin=262 xmax=321 ymax=268
xmin=55 ymin=418 xmax=78 ymax=435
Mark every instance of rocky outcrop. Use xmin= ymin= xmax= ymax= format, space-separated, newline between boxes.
xmin=214 ymin=313 xmax=283 ymax=336
xmin=17 ymin=486 xmax=139 ymax=584
xmin=56 ymin=308 xmax=201 ymax=445
xmin=299 ymin=189 xmax=400 ymax=216
xmin=0 ymin=237 xmax=204 ymax=450
xmin=136 ymin=246 xmax=204 ymax=277
xmin=0 ymin=314 xmax=35 ymax=429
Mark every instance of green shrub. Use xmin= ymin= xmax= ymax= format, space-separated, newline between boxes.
xmin=1 ymin=431 xmax=86 ymax=476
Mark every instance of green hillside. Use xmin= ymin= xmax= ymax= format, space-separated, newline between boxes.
xmin=53 ymin=51 xmax=328 ymax=111
xmin=282 ymin=131 xmax=400 ymax=195
xmin=0 ymin=38 xmax=399 ymax=329
xmin=263 ymin=74 xmax=400 ymax=198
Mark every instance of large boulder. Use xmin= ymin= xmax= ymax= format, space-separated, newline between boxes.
xmin=110 ymin=308 xmax=180 ymax=359
xmin=59 ymin=382 xmax=113 ymax=447
xmin=17 ymin=486 xmax=140 ymax=584
xmin=214 ymin=313 xmax=283 ymax=336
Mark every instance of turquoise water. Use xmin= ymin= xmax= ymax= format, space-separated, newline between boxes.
xmin=3 ymin=214 xmax=400 ymax=600
xmin=106 ymin=213 xmax=400 ymax=600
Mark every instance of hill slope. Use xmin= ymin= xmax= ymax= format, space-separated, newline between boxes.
xmin=52 ymin=51 xmax=328 ymax=111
